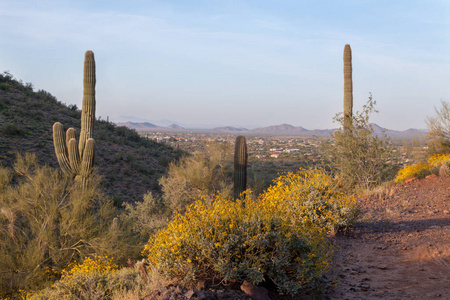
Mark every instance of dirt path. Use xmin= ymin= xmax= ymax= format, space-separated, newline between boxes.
xmin=326 ymin=176 xmax=450 ymax=299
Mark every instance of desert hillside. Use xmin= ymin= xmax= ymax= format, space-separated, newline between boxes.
xmin=0 ymin=72 xmax=183 ymax=203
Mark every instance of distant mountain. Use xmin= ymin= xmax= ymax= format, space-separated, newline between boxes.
xmin=251 ymin=123 xmax=307 ymax=134
xmin=167 ymin=124 xmax=185 ymax=130
xmin=116 ymin=121 xmax=427 ymax=140
xmin=369 ymin=124 xmax=427 ymax=140
xmin=116 ymin=121 xmax=161 ymax=130
xmin=213 ymin=126 xmax=249 ymax=132
xmin=116 ymin=122 xmax=188 ymax=132
xmin=117 ymin=122 xmax=159 ymax=130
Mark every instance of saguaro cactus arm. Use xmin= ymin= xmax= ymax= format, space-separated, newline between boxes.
xmin=343 ymin=44 xmax=353 ymax=131
xmin=234 ymin=135 xmax=248 ymax=200
xmin=53 ymin=122 xmax=76 ymax=177
xmin=68 ymin=138 xmax=80 ymax=174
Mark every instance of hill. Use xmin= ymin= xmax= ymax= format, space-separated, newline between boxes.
xmin=0 ymin=72 xmax=182 ymax=203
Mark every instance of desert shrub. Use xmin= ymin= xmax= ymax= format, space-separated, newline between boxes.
xmin=394 ymin=162 xmax=431 ymax=183
xmin=61 ymin=255 xmax=119 ymax=278
xmin=258 ymin=169 xmax=358 ymax=233
xmin=323 ymin=95 xmax=397 ymax=192
xmin=427 ymin=153 xmax=450 ymax=167
xmin=0 ymin=154 xmax=138 ymax=296
xmin=394 ymin=153 xmax=450 ymax=183
xmin=122 ymin=191 xmax=170 ymax=240
xmin=426 ymin=100 xmax=450 ymax=154
xmin=159 ymin=143 xmax=233 ymax=212
xmin=2 ymin=123 xmax=27 ymax=136
xmin=29 ymin=255 xmax=144 ymax=299
xmin=0 ymin=82 xmax=10 ymax=91
xmin=144 ymin=168 xmax=356 ymax=296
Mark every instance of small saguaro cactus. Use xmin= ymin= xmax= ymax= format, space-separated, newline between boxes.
xmin=343 ymin=44 xmax=353 ymax=132
xmin=53 ymin=51 xmax=96 ymax=182
xmin=234 ymin=135 xmax=248 ymax=200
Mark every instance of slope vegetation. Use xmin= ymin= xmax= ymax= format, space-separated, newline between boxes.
xmin=0 ymin=72 xmax=182 ymax=203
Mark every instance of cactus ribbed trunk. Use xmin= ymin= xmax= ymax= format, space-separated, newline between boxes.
xmin=343 ymin=44 xmax=353 ymax=132
xmin=52 ymin=51 xmax=96 ymax=183
xmin=79 ymin=51 xmax=96 ymax=156
xmin=234 ymin=136 xmax=248 ymax=200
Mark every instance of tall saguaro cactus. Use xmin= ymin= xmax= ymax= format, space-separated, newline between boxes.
xmin=53 ymin=51 xmax=96 ymax=182
xmin=234 ymin=136 xmax=248 ymax=200
xmin=343 ymin=44 xmax=353 ymax=132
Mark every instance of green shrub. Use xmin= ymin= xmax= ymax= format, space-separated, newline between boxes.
xmin=426 ymin=100 xmax=450 ymax=154
xmin=122 ymin=191 xmax=170 ymax=240
xmin=323 ymin=95 xmax=397 ymax=192
xmin=159 ymin=143 xmax=233 ymax=212
xmin=0 ymin=154 xmax=138 ymax=296
xmin=2 ymin=123 xmax=27 ymax=136
xmin=0 ymin=82 xmax=10 ymax=91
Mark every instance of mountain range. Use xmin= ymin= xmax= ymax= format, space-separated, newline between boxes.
xmin=116 ymin=121 xmax=427 ymax=140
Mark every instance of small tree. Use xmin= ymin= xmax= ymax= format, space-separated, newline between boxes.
xmin=323 ymin=95 xmax=397 ymax=191
xmin=426 ymin=100 xmax=450 ymax=154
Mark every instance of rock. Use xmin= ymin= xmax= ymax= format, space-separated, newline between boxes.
xmin=196 ymin=280 xmax=206 ymax=290
xmin=185 ymin=289 xmax=195 ymax=298
xmin=404 ymin=177 xmax=418 ymax=184
xmin=359 ymin=282 xmax=370 ymax=291
xmin=426 ymin=174 xmax=437 ymax=179
xmin=240 ymin=281 xmax=271 ymax=300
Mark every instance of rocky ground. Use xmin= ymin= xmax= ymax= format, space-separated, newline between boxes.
xmin=144 ymin=176 xmax=450 ymax=299
xmin=326 ymin=175 xmax=450 ymax=299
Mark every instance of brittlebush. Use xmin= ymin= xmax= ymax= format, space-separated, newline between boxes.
xmin=28 ymin=255 xmax=141 ymax=299
xmin=394 ymin=153 xmax=450 ymax=183
xmin=144 ymin=168 xmax=357 ymax=296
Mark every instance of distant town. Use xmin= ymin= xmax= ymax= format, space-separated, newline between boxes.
xmin=137 ymin=131 xmax=426 ymax=169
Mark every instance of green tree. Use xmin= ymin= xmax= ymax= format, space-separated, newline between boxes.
xmin=323 ymin=95 xmax=397 ymax=191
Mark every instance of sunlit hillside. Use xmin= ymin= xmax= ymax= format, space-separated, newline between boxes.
xmin=0 ymin=72 xmax=183 ymax=203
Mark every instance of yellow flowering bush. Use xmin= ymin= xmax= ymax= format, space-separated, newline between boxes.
xmin=27 ymin=255 xmax=139 ymax=299
xmin=144 ymin=168 xmax=356 ymax=295
xmin=427 ymin=153 xmax=450 ymax=167
xmin=61 ymin=255 xmax=118 ymax=278
xmin=394 ymin=162 xmax=431 ymax=183
xmin=258 ymin=169 xmax=357 ymax=233
xmin=395 ymin=154 xmax=450 ymax=183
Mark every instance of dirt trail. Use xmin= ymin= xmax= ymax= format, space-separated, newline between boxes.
xmin=326 ymin=176 xmax=450 ymax=299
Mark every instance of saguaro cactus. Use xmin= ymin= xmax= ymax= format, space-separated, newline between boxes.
xmin=234 ymin=136 xmax=248 ymax=200
xmin=53 ymin=51 xmax=96 ymax=182
xmin=343 ymin=44 xmax=353 ymax=132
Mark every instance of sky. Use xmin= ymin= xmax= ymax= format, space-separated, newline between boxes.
xmin=1 ymin=0 xmax=450 ymax=130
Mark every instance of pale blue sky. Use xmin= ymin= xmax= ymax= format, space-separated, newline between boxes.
xmin=1 ymin=0 xmax=449 ymax=129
